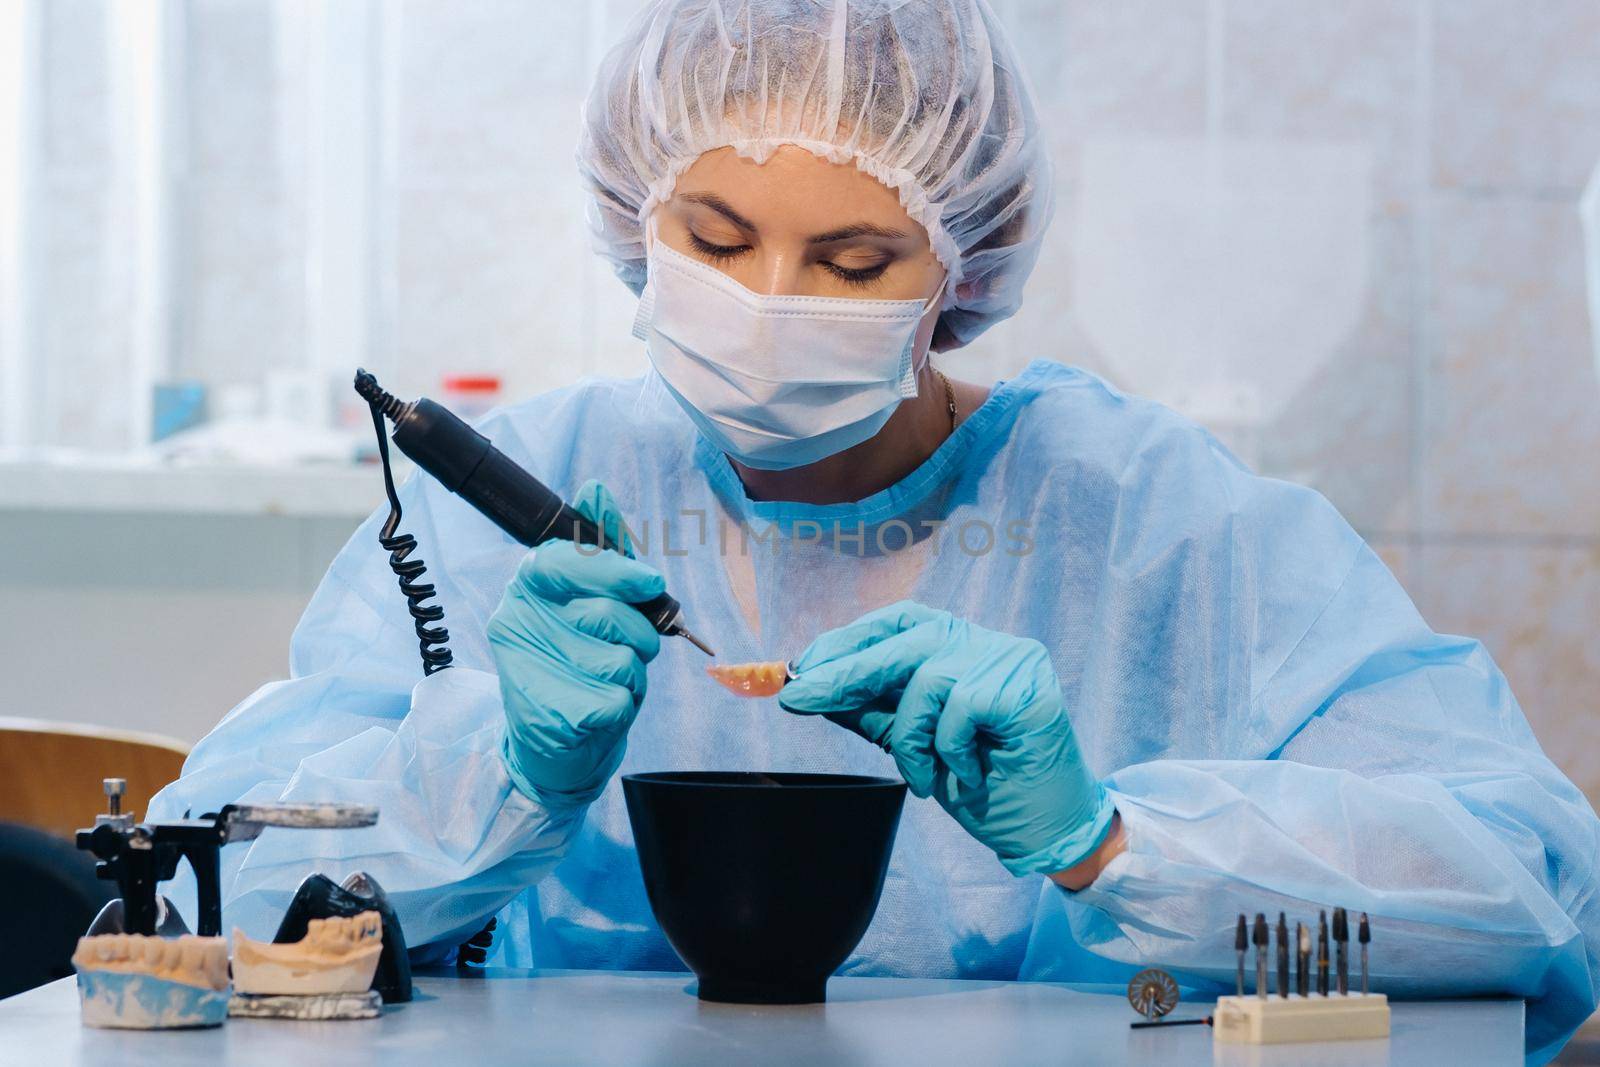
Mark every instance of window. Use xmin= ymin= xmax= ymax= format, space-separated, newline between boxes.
xmin=0 ymin=0 xmax=647 ymax=469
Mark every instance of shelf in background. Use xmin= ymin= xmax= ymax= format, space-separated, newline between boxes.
xmin=0 ymin=459 xmax=387 ymax=518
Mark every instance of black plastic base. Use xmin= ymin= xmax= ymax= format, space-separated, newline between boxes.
xmin=275 ymin=872 xmax=412 ymax=1003
xmin=696 ymin=976 xmax=828 ymax=1005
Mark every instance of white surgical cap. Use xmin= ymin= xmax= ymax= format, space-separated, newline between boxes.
xmin=577 ymin=0 xmax=1054 ymax=349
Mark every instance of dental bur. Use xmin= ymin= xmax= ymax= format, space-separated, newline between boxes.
xmin=1359 ymin=912 xmax=1371 ymax=995
xmin=1333 ymin=907 xmax=1349 ymax=995
xmin=1276 ymin=912 xmax=1289 ymax=997
xmin=1317 ymin=911 xmax=1330 ymax=996
xmin=1253 ymin=913 xmax=1269 ymax=999
xmin=1235 ymin=914 xmax=1248 ymax=996
xmin=1296 ymin=922 xmax=1310 ymax=997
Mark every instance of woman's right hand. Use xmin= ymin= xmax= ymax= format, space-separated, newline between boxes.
xmin=489 ymin=481 xmax=663 ymax=810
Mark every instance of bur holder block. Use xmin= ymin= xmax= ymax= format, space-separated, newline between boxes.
xmin=1213 ymin=993 xmax=1390 ymax=1045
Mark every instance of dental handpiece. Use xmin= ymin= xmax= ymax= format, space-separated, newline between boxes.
xmin=354 ymin=370 xmax=714 ymax=656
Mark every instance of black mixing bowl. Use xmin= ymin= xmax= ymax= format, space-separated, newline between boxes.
xmin=622 ymin=771 xmax=907 ymax=1004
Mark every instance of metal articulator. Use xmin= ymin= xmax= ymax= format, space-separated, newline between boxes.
xmin=75 ymin=778 xmax=377 ymax=937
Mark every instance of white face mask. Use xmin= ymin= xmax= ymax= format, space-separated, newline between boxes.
xmin=632 ymin=231 xmax=945 ymax=471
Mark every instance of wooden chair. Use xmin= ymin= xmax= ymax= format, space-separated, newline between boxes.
xmin=0 ymin=717 xmax=189 ymax=839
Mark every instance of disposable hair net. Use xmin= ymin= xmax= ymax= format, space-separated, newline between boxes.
xmin=577 ymin=0 xmax=1054 ymax=349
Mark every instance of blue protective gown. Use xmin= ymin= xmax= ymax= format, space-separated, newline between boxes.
xmin=149 ymin=360 xmax=1600 ymax=1062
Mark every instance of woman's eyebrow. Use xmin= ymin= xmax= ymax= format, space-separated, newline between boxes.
xmin=679 ymin=192 xmax=757 ymax=231
xmin=808 ymin=222 xmax=908 ymax=244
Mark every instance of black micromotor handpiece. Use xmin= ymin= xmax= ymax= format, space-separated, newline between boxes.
xmin=354 ymin=370 xmax=714 ymax=656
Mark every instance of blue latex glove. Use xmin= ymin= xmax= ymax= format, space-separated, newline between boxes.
xmin=490 ymin=480 xmax=664 ymax=810
xmin=778 ymin=600 xmax=1116 ymax=877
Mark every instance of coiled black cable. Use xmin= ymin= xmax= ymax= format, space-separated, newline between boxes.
xmin=354 ymin=368 xmax=406 ymax=421
xmin=364 ymin=383 xmax=453 ymax=676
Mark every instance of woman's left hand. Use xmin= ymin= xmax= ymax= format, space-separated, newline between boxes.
xmin=778 ymin=600 xmax=1118 ymax=879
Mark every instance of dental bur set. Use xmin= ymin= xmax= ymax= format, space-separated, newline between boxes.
xmin=1215 ymin=907 xmax=1389 ymax=1046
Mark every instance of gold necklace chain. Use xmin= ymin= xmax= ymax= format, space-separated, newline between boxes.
xmin=935 ymin=368 xmax=957 ymax=430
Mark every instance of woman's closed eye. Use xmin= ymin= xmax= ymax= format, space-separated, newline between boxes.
xmin=686 ymin=228 xmax=893 ymax=289
xmin=687 ymin=231 xmax=751 ymax=261
xmin=819 ymin=259 xmax=889 ymax=288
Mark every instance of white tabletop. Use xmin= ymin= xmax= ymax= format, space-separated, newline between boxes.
xmin=0 ymin=968 xmax=1525 ymax=1067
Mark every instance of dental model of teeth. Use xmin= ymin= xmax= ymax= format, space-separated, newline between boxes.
xmin=231 ymin=911 xmax=383 ymax=996
xmin=72 ymin=934 xmax=231 ymax=1029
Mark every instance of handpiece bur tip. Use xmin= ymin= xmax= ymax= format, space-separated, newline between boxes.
xmin=679 ymin=627 xmax=716 ymax=657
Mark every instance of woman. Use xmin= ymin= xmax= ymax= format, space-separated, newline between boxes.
xmin=151 ymin=1 xmax=1599 ymax=1059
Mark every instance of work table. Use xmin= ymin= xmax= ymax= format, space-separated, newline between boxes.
xmin=0 ymin=968 xmax=1525 ymax=1066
